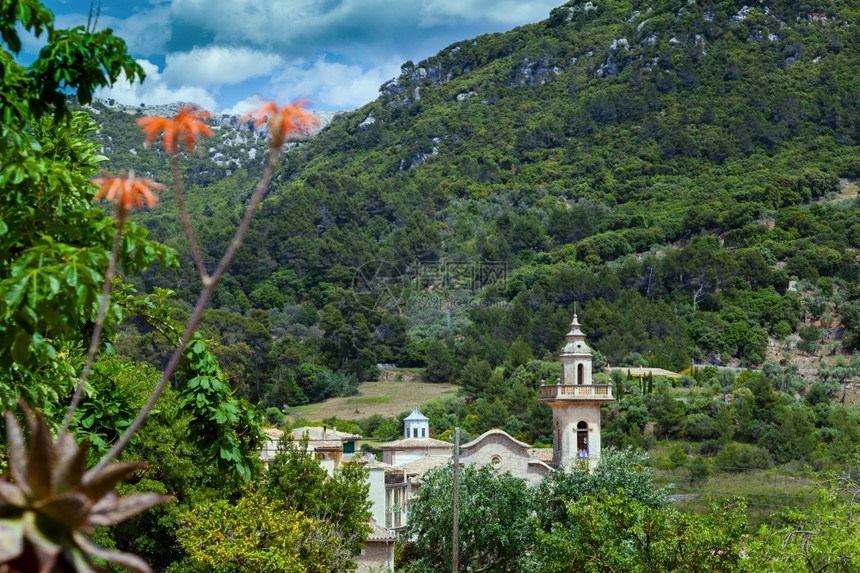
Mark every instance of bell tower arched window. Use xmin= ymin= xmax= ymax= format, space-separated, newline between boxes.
xmin=576 ymin=421 xmax=588 ymax=454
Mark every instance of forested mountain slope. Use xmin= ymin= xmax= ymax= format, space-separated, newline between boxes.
xmin=95 ymin=0 xmax=860 ymax=422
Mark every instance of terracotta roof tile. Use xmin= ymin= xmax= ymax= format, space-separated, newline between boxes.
xmin=379 ymin=437 xmax=452 ymax=449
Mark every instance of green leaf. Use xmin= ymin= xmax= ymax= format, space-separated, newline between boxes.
xmin=4 ymin=275 xmax=29 ymax=307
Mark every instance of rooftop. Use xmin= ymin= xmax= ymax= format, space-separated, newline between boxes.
xmin=379 ymin=437 xmax=452 ymax=450
xmin=289 ymin=426 xmax=362 ymax=441
xmin=609 ymin=367 xmax=681 ymax=379
xmin=404 ymin=407 xmax=429 ymax=421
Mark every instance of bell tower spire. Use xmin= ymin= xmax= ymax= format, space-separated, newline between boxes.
xmin=560 ymin=313 xmax=592 ymax=386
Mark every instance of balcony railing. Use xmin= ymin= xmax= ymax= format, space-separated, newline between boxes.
xmin=540 ymin=384 xmax=613 ymax=400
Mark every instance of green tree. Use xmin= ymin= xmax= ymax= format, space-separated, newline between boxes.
xmin=425 ymin=338 xmax=454 ymax=382
xmin=459 ymin=356 xmax=493 ymax=398
xmin=651 ymin=388 xmax=687 ymax=439
xmin=174 ymin=485 xmax=329 ymax=573
xmin=533 ymin=447 xmax=668 ymax=536
xmin=0 ymin=22 xmax=163 ymax=409
xmin=798 ymin=324 xmax=822 ymax=355
xmin=507 ymin=336 xmax=534 ymax=369
xmin=403 ymin=464 xmax=533 ymax=573
xmin=533 ymin=493 xmax=747 ymax=572
xmin=266 ymin=436 xmax=372 ymax=568
xmin=744 ymin=489 xmax=860 ymax=572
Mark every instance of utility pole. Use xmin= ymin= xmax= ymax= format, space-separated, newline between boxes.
xmin=452 ymin=427 xmax=460 ymax=572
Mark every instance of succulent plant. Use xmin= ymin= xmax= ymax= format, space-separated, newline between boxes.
xmin=0 ymin=407 xmax=170 ymax=572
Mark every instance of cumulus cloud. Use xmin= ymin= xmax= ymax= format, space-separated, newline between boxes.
xmin=95 ymin=59 xmax=217 ymax=110
xmin=42 ymin=0 xmax=562 ymax=112
xmin=169 ymin=0 xmax=431 ymax=55
xmin=221 ymin=95 xmax=271 ymax=117
xmin=52 ymin=6 xmax=173 ymax=56
xmin=162 ymin=46 xmax=284 ymax=88
xmin=270 ymin=57 xmax=403 ymax=110
xmin=419 ymin=0 xmax=559 ymax=27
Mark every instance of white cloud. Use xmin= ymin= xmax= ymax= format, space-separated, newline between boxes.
xmin=162 ymin=46 xmax=284 ymax=88
xmin=270 ymin=57 xmax=402 ymax=110
xmin=43 ymin=0 xmax=562 ymax=113
xmin=52 ymin=6 xmax=173 ymax=56
xmin=170 ymin=0 xmax=325 ymax=45
xmin=95 ymin=59 xmax=217 ymax=110
xmin=222 ymin=95 xmax=270 ymax=117
xmin=419 ymin=0 xmax=559 ymax=27
xmin=169 ymin=0 xmax=415 ymax=53
xmin=168 ymin=0 xmax=558 ymax=51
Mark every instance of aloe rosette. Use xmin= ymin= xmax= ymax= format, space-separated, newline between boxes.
xmin=0 ymin=408 xmax=170 ymax=572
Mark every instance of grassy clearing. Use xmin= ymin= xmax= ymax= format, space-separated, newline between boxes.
xmin=666 ymin=469 xmax=818 ymax=530
xmin=651 ymin=442 xmax=819 ymax=530
xmin=837 ymin=179 xmax=859 ymax=200
xmin=286 ymin=381 xmax=458 ymax=423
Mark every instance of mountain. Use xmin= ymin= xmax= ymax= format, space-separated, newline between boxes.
xmin=95 ymin=0 xmax=860 ymax=416
xmin=85 ymin=99 xmax=340 ymax=179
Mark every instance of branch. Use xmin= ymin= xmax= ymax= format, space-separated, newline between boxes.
xmin=692 ymin=280 xmax=707 ymax=310
xmin=171 ymin=154 xmax=209 ymax=279
xmin=94 ymin=146 xmax=282 ymax=470
xmin=59 ymin=209 xmax=127 ymax=437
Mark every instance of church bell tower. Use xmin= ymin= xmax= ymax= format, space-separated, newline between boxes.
xmin=540 ymin=313 xmax=613 ymax=471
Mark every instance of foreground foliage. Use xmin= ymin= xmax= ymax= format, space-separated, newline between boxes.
xmin=404 ymin=463 xmax=533 ymax=572
xmin=535 ymin=494 xmax=747 ymax=573
xmin=403 ymin=450 xmax=860 ymax=572
xmin=744 ymin=485 xmax=860 ymax=573
xmin=174 ymin=437 xmax=371 ymax=573
xmin=173 ymin=486 xmax=322 ymax=573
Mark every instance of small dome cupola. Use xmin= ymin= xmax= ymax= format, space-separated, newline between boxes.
xmin=403 ymin=407 xmax=430 ymax=439
xmin=560 ymin=313 xmax=592 ymax=357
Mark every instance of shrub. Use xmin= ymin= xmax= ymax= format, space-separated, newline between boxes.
xmin=688 ymin=456 xmax=710 ymax=483
xmin=266 ymin=407 xmax=285 ymax=426
xmin=713 ymin=442 xmax=772 ymax=472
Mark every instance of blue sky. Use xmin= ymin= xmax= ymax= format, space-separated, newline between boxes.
xmin=32 ymin=0 xmax=563 ymax=114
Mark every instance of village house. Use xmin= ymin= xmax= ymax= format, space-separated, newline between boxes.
xmin=355 ymin=519 xmax=396 ymax=573
xmin=260 ymin=425 xmax=361 ymax=473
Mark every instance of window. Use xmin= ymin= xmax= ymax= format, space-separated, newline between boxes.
xmin=421 ymin=428 xmax=426 ymax=437
xmin=412 ymin=428 xmax=417 ymax=438
xmin=393 ymin=488 xmax=402 ymax=526
xmin=576 ymin=421 xmax=588 ymax=455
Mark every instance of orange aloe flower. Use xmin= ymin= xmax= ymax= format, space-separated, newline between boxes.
xmin=92 ymin=171 xmax=165 ymax=214
xmin=137 ymin=106 xmax=213 ymax=154
xmin=241 ymin=100 xmax=318 ymax=147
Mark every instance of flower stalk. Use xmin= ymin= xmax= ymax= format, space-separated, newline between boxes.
xmin=61 ymin=171 xmax=164 ymax=436
xmin=88 ymin=101 xmax=317 ymax=469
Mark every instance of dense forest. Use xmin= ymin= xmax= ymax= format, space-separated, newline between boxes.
xmin=91 ymin=0 xmax=860 ymax=433
xmin=3 ymin=0 xmax=860 ymax=570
